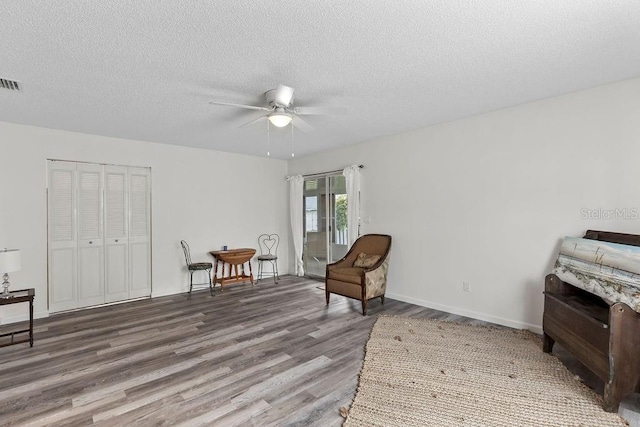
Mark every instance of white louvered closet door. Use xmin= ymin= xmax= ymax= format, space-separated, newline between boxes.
xmin=77 ymin=163 xmax=105 ymax=307
xmin=128 ymin=167 xmax=151 ymax=298
xmin=104 ymin=165 xmax=130 ymax=303
xmin=48 ymin=161 xmax=151 ymax=313
xmin=48 ymin=161 xmax=79 ymax=313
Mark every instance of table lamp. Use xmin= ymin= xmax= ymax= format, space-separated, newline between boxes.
xmin=0 ymin=248 xmax=21 ymax=298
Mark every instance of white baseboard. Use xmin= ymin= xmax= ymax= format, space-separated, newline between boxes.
xmin=3 ymin=288 xmax=542 ymax=334
xmin=152 ymin=288 xmax=184 ymax=298
xmin=386 ymin=291 xmax=543 ymax=334
xmin=0 ymin=310 xmax=49 ymax=325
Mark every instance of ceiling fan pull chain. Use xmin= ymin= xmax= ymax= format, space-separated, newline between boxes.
xmin=267 ymin=119 xmax=271 ymax=157
xmin=291 ymin=122 xmax=295 ymax=158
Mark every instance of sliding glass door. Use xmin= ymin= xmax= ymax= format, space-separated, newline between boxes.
xmin=303 ymin=174 xmax=349 ymax=278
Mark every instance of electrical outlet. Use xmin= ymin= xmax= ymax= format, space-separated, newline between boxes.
xmin=462 ymin=281 xmax=471 ymax=292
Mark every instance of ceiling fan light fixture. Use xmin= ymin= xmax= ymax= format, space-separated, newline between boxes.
xmin=268 ymin=113 xmax=292 ymax=128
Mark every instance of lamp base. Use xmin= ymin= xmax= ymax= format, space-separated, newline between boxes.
xmin=1 ymin=273 xmax=12 ymax=298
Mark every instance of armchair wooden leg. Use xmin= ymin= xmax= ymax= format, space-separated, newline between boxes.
xmin=325 ymin=288 xmax=330 ymax=305
xmin=362 ymin=299 xmax=368 ymax=316
xmin=542 ymin=333 xmax=555 ymax=353
xmin=380 ymin=295 xmax=385 ymax=305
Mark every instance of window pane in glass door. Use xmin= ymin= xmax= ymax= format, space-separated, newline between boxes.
xmin=329 ymin=175 xmax=349 ymax=263
xmin=303 ymin=178 xmax=327 ymax=277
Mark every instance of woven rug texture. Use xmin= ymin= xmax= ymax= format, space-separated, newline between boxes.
xmin=344 ymin=316 xmax=628 ymax=427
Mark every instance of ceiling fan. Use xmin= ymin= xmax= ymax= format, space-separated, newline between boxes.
xmin=208 ymin=84 xmax=345 ymax=131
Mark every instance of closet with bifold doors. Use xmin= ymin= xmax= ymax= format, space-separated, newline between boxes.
xmin=47 ymin=160 xmax=151 ymax=313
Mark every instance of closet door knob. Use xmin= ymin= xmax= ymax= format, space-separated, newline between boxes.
xmin=89 ymin=241 xmax=93 ymax=244
xmin=115 ymin=239 xmax=119 ymax=243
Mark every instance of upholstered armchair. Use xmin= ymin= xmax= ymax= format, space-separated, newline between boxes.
xmin=325 ymin=234 xmax=392 ymax=315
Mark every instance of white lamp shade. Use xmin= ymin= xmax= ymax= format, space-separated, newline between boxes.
xmin=0 ymin=249 xmax=21 ymax=273
xmin=268 ymin=113 xmax=292 ymax=128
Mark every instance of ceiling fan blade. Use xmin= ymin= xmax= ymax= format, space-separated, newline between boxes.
xmin=209 ymin=101 xmax=270 ymax=112
xmin=275 ymin=84 xmax=294 ymax=107
xmin=292 ymin=116 xmax=313 ymax=132
xmin=239 ymin=115 xmax=268 ymax=128
xmin=293 ymin=106 xmax=348 ymax=115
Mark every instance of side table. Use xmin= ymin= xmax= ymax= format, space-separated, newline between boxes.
xmin=209 ymin=248 xmax=256 ymax=290
xmin=0 ymin=288 xmax=35 ymax=347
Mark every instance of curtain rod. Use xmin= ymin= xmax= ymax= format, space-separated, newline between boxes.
xmin=285 ymin=165 xmax=364 ymax=181
xmin=303 ymin=164 xmax=363 ymax=177
xmin=296 ymin=164 xmax=364 ymax=179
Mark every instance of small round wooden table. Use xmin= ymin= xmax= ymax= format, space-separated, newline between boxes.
xmin=209 ymin=248 xmax=256 ymax=290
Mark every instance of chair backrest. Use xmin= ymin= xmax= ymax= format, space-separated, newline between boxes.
xmin=258 ymin=234 xmax=279 ymax=256
xmin=180 ymin=240 xmax=192 ymax=265
xmin=343 ymin=234 xmax=392 ymax=265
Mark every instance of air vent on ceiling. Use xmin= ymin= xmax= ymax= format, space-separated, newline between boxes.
xmin=0 ymin=78 xmax=22 ymax=92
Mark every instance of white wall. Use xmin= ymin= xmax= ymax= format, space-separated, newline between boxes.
xmin=0 ymin=122 xmax=289 ymax=324
xmin=288 ymin=77 xmax=640 ymax=332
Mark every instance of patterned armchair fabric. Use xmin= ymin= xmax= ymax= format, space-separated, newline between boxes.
xmin=325 ymin=234 xmax=392 ymax=315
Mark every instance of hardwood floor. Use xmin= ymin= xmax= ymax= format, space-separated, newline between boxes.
xmin=0 ymin=275 xmax=607 ymax=426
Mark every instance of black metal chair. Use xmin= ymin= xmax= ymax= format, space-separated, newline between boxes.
xmin=180 ymin=240 xmax=214 ymax=298
xmin=257 ymin=233 xmax=279 ymax=283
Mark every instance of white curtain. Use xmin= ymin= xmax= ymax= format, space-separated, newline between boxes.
xmin=288 ymin=175 xmax=305 ymax=276
xmin=343 ymin=165 xmax=361 ymax=247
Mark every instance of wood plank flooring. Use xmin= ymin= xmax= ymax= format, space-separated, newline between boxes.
xmin=0 ymin=275 xmax=604 ymax=426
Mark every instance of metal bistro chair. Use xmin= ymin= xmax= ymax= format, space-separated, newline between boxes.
xmin=257 ymin=233 xmax=279 ymax=284
xmin=180 ymin=240 xmax=214 ymax=298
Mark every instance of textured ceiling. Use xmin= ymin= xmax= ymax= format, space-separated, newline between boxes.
xmin=1 ymin=1 xmax=640 ymax=159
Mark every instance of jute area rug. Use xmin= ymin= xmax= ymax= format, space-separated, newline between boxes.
xmin=344 ymin=316 xmax=628 ymax=427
